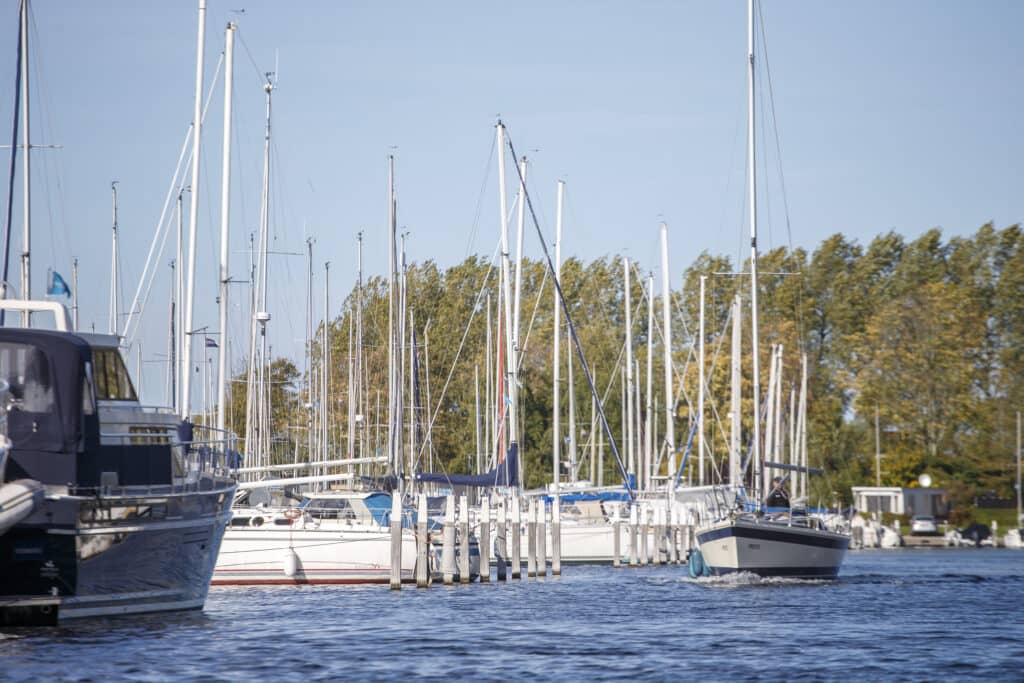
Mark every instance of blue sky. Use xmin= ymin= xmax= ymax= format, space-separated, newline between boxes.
xmin=1 ymin=0 xmax=1021 ymax=404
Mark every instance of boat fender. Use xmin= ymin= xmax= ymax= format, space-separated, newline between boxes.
xmin=283 ymin=548 xmax=298 ymax=577
xmin=284 ymin=507 xmax=302 ymax=520
xmin=249 ymin=516 xmax=265 ymax=527
xmin=687 ymin=548 xmax=704 ymax=578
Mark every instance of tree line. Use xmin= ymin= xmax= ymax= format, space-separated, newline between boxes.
xmin=226 ymin=223 xmax=1024 ymax=512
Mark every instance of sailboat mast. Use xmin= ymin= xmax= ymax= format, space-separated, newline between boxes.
xmin=386 ymin=156 xmax=397 ymax=475
xmin=109 ymin=181 xmax=119 ymax=336
xmin=729 ymin=294 xmax=742 ymax=488
xmin=645 ymin=273 xmax=654 ymax=491
xmin=496 ymin=121 xmax=518 ymax=485
xmin=553 ymin=179 xmax=563 ymax=488
xmin=698 ymin=274 xmax=706 ymax=485
xmin=216 ymin=22 xmax=236 ymax=434
xmin=623 ymin=257 xmax=634 ymax=482
xmin=181 ymin=0 xmax=207 ymax=418
xmin=20 ymin=0 xmax=30 ymax=321
xmin=747 ymin=0 xmax=763 ymax=503
xmin=660 ymin=223 xmax=675 ymax=482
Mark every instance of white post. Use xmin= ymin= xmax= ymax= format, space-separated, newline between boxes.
xmin=442 ymin=494 xmax=455 ymax=585
xmin=496 ymin=495 xmax=507 ymax=581
xmin=510 ymin=495 xmax=521 ymax=579
xmin=527 ymin=495 xmax=537 ymax=578
xmin=416 ymin=492 xmax=429 ymax=588
xmin=181 ymin=0 xmax=207 ymax=419
xmin=216 ymin=22 xmax=235 ymax=434
xmin=72 ymin=258 xmax=79 ymax=331
xmin=389 ymin=491 xmax=403 ymax=590
xmin=537 ymin=498 xmax=547 ymax=577
xmin=552 ymin=495 xmax=561 ymax=576
xmin=479 ymin=497 xmax=491 ymax=583
xmin=458 ymin=494 xmax=470 ymax=584
xmin=660 ymin=222 xmax=675 ymax=482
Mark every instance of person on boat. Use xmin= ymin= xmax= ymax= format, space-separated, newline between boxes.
xmin=766 ymin=476 xmax=790 ymax=509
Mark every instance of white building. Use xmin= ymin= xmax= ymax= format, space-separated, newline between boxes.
xmin=851 ymin=486 xmax=949 ymax=518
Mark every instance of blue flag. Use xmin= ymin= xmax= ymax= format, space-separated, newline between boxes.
xmin=205 ymin=337 xmax=219 ymax=349
xmin=47 ymin=269 xmax=71 ymax=298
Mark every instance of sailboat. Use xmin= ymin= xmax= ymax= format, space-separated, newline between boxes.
xmin=690 ymin=0 xmax=849 ymax=579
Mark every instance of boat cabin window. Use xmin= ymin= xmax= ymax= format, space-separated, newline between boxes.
xmin=305 ymin=498 xmax=356 ymax=520
xmin=0 ymin=342 xmax=55 ymax=413
xmin=92 ymin=347 xmax=137 ymax=401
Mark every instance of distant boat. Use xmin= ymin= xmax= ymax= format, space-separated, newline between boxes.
xmin=690 ymin=0 xmax=849 ymax=579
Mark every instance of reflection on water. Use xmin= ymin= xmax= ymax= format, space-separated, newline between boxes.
xmin=2 ymin=549 xmax=1023 ymax=680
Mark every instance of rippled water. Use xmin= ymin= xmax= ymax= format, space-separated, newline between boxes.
xmin=2 ymin=549 xmax=1023 ymax=681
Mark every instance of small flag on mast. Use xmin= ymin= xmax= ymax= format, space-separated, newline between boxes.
xmin=205 ymin=337 xmax=219 ymax=349
xmin=47 ymin=269 xmax=71 ymax=298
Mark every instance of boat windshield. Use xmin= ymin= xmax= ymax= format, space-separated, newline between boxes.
xmin=0 ymin=341 xmax=56 ymax=413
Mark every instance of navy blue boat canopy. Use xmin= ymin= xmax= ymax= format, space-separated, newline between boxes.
xmin=415 ymin=444 xmax=520 ymax=488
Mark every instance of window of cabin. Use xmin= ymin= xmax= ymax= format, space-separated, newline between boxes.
xmin=0 ymin=342 xmax=55 ymax=413
xmin=92 ymin=348 xmax=138 ymax=401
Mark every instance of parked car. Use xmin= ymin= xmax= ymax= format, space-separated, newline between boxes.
xmin=910 ymin=514 xmax=938 ymax=535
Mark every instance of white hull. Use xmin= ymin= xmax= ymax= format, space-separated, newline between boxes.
xmin=696 ymin=515 xmax=849 ymax=578
xmin=214 ymin=524 xmax=417 ymax=585
xmin=1004 ymin=529 xmax=1023 ymax=549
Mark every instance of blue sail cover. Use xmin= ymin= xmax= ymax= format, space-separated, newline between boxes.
xmin=415 ymin=444 xmax=520 ymax=488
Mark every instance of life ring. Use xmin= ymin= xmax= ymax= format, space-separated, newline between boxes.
xmin=283 ymin=507 xmax=302 ymax=520
xmin=249 ymin=516 xmax=265 ymax=527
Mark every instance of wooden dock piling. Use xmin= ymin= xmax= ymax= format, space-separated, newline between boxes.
xmin=537 ymin=498 xmax=547 ymax=577
xmin=442 ymin=493 xmax=456 ymax=585
xmin=458 ymin=495 xmax=471 ymax=584
xmin=552 ymin=496 xmax=562 ymax=576
xmin=416 ymin=492 xmax=429 ymax=588
xmin=629 ymin=504 xmax=639 ymax=567
xmin=511 ymin=496 xmax=522 ymax=579
xmin=479 ymin=497 xmax=491 ymax=583
xmin=527 ymin=497 xmax=537 ymax=578
xmin=496 ymin=497 xmax=507 ymax=581
xmin=390 ymin=492 xmax=403 ymax=590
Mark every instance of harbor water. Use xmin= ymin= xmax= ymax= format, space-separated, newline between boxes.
xmin=2 ymin=549 xmax=1022 ymax=681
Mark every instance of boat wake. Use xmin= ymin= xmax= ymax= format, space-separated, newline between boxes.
xmin=683 ymin=572 xmax=831 ymax=588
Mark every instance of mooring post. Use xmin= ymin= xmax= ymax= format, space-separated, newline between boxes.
xmin=527 ymin=496 xmax=538 ymax=578
xmin=629 ymin=503 xmax=639 ymax=567
xmin=496 ymin=496 xmax=508 ymax=581
xmin=442 ymin=493 xmax=456 ymax=585
xmin=458 ymin=494 xmax=471 ymax=584
xmin=613 ymin=506 xmax=622 ymax=568
xmin=511 ymin=496 xmax=522 ymax=579
xmin=390 ymin=491 xmax=403 ymax=590
xmin=552 ymin=495 xmax=562 ymax=576
xmin=479 ymin=497 xmax=491 ymax=583
xmin=537 ymin=498 xmax=548 ymax=577
xmin=416 ymin=492 xmax=429 ymax=588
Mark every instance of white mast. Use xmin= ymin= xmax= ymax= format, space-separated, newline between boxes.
xmin=729 ymin=293 xmax=742 ymax=488
xmin=698 ymin=274 xmax=706 ymax=485
xmin=567 ymin=320 xmax=577 ymax=483
xmin=216 ymin=22 xmax=236 ymax=434
xmin=72 ymin=258 xmax=79 ymax=331
xmin=181 ymin=0 xmax=207 ymax=419
xmin=323 ymin=261 xmax=330 ymax=470
xmin=553 ymin=179 xmax=563 ymax=488
xmin=387 ymin=156 xmax=397 ymax=475
xmin=496 ymin=122 xmax=518 ymax=486
xmin=645 ymin=273 xmax=654 ymax=491
xmin=109 ymin=181 xmax=120 ymax=336
xmin=513 ymin=156 xmax=527 ymax=375
xmin=660 ymin=223 xmax=675 ymax=483
xmin=623 ymin=257 xmax=635 ymax=482
xmin=747 ymin=0 xmax=763 ymax=503
xmin=799 ymin=352 xmax=808 ymax=499
xmin=1017 ymin=411 xmax=1022 ymax=528
xmin=19 ymin=0 xmax=30 ymax=322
